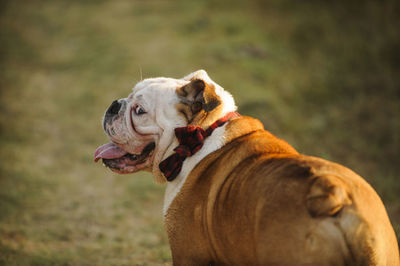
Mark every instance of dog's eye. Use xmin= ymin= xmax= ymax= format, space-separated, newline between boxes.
xmin=134 ymin=105 xmax=146 ymax=115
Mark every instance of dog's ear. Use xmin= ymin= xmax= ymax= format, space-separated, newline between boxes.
xmin=182 ymin=69 xmax=210 ymax=82
xmin=177 ymin=79 xmax=221 ymax=115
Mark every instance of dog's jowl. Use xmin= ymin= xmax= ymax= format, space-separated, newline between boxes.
xmin=95 ymin=70 xmax=399 ymax=265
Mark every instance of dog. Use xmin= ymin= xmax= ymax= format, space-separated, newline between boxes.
xmin=95 ymin=70 xmax=399 ymax=265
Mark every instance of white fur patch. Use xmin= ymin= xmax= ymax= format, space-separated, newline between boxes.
xmin=163 ymin=124 xmax=228 ymax=215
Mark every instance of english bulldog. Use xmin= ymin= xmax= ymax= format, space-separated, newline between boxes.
xmin=94 ymin=70 xmax=399 ymax=265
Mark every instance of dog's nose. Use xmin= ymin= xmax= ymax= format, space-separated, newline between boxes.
xmin=106 ymin=100 xmax=122 ymax=115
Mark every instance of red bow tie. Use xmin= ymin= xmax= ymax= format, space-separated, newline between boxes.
xmin=159 ymin=112 xmax=240 ymax=181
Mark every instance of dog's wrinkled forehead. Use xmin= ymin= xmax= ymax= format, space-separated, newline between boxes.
xmin=125 ymin=78 xmax=188 ymax=115
xmin=131 ymin=78 xmax=187 ymax=97
xmin=130 ymin=70 xmax=217 ymax=97
xmin=127 ymin=70 xmax=236 ymax=118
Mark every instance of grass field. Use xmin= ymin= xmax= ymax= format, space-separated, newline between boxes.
xmin=1 ymin=0 xmax=399 ymax=265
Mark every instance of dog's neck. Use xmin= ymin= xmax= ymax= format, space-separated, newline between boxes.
xmin=161 ymin=88 xmax=237 ymax=215
xmin=162 ymin=108 xmax=238 ymax=215
xmin=163 ymin=120 xmax=229 ymax=215
xmin=159 ymin=112 xmax=240 ymax=182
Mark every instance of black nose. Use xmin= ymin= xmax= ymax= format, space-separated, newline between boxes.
xmin=106 ymin=100 xmax=121 ymax=115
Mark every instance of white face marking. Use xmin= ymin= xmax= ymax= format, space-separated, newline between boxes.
xmin=102 ymin=70 xmax=237 ymax=212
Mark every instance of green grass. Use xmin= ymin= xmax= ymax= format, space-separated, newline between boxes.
xmin=1 ymin=0 xmax=399 ymax=264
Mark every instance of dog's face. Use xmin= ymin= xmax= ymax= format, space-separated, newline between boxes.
xmin=94 ymin=70 xmax=236 ymax=183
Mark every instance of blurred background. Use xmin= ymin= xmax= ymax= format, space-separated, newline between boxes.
xmin=0 ymin=0 xmax=399 ymax=265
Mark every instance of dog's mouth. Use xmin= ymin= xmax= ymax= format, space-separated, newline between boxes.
xmin=94 ymin=142 xmax=156 ymax=174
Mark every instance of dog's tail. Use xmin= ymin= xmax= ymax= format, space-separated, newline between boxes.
xmin=306 ymin=173 xmax=399 ymax=266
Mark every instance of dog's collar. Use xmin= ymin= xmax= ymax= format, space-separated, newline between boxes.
xmin=159 ymin=112 xmax=241 ymax=182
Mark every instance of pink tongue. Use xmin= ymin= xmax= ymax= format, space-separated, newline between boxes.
xmin=94 ymin=142 xmax=128 ymax=162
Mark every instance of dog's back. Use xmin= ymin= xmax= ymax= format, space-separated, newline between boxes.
xmin=165 ymin=117 xmax=399 ymax=265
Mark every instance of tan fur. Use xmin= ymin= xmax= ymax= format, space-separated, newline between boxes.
xmin=165 ymin=116 xmax=400 ymax=265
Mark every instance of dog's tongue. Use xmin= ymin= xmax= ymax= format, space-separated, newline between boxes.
xmin=94 ymin=142 xmax=128 ymax=162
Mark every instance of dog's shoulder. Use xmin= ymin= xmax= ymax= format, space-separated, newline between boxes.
xmin=224 ymin=116 xmax=298 ymax=155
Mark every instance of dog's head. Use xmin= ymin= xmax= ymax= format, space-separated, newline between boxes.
xmin=94 ymin=70 xmax=236 ymax=183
